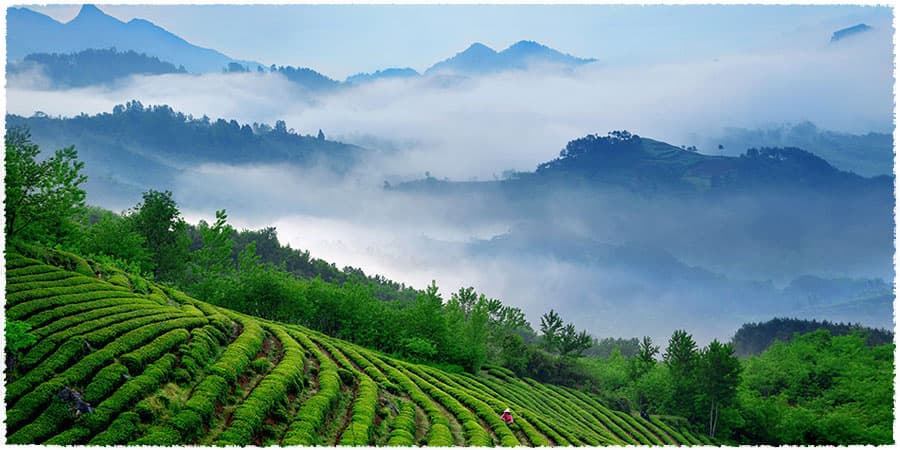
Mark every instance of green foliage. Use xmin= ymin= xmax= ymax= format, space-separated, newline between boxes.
xmin=5 ymin=319 xmax=37 ymax=355
xmin=386 ymin=401 xmax=417 ymax=446
xmin=127 ymin=189 xmax=190 ymax=281
xmin=339 ymin=377 xmax=379 ymax=445
xmin=664 ymin=329 xmax=700 ymax=420
xmin=250 ymin=356 xmax=272 ymax=374
xmin=733 ymin=331 xmax=893 ymax=445
xmin=697 ymin=339 xmax=741 ymax=438
xmin=4 ymin=127 xmax=86 ymax=243
xmin=82 ymin=363 xmax=129 ymax=403
xmin=77 ymin=208 xmax=153 ymax=275
xmin=120 ymin=328 xmax=190 ymax=373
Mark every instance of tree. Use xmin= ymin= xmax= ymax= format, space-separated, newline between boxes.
xmin=557 ymin=323 xmax=592 ymax=357
xmin=629 ymin=336 xmax=659 ymax=381
xmin=540 ymin=309 xmax=564 ymax=351
xmin=128 ymin=190 xmax=190 ymax=281
xmin=191 ymin=209 xmax=235 ymax=277
xmin=78 ymin=209 xmax=152 ymax=274
xmin=317 ymin=129 xmax=325 ymax=140
xmin=4 ymin=127 xmax=86 ymax=242
xmin=697 ymin=340 xmax=741 ymax=438
xmin=664 ymin=329 xmax=700 ymax=420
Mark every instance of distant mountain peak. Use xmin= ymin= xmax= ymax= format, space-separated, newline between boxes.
xmin=831 ymin=23 xmax=872 ymax=42
xmin=465 ymin=42 xmax=496 ymax=53
xmin=70 ymin=4 xmax=118 ymax=23
xmin=426 ymin=40 xmax=595 ymax=75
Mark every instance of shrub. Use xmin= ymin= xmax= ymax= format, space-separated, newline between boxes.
xmin=130 ymin=426 xmax=183 ymax=446
xmin=21 ymin=307 xmax=170 ymax=367
xmin=338 ymin=376 xmax=379 ymax=446
xmin=250 ymin=357 xmax=272 ymax=374
xmin=79 ymin=353 xmax=177 ymax=432
xmin=5 ymin=400 xmax=72 ymax=444
xmin=6 ymin=339 xmax=85 ymax=402
xmin=182 ymin=375 xmax=228 ymax=423
xmin=120 ymin=329 xmax=190 ymax=373
xmin=88 ymin=411 xmax=141 ymax=445
xmin=7 ymin=290 xmax=138 ymax=321
xmin=83 ymin=363 xmax=129 ymax=403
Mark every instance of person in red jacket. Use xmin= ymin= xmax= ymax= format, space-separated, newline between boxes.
xmin=500 ymin=408 xmax=514 ymax=424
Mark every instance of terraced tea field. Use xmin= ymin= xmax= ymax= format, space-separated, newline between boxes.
xmin=4 ymin=248 xmax=707 ymax=446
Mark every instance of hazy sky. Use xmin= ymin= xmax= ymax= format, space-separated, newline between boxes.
xmin=23 ymin=3 xmax=892 ymax=79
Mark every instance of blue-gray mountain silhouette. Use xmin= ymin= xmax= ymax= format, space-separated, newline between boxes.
xmin=425 ymin=40 xmax=596 ymax=75
xmin=7 ymin=4 xmax=259 ymax=73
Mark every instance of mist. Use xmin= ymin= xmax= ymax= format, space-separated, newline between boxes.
xmin=6 ymin=22 xmax=893 ymax=344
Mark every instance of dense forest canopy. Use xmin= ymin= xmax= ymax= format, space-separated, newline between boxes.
xmin=731 ymin=317 xmax=892 ymax=356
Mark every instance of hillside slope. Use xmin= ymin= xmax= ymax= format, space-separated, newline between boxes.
xmin=4 ymin=245 xmax=707 ymax=446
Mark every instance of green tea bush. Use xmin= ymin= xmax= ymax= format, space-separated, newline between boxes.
xmin=6 ymin=339 xmax=85 ymax=402
xmin=29 ymin=301 xmax=156 ymax=337
xmin=7 ymin=269 xmax=77 ymax=285
xmin=8 ymin=290 xmax=136 ymax=320
xmin=83 ymin=363 xmax=129 ymax=403
xmin=120 ymin=328 xmax=190 ymax=373
xmin=79 ymin=353 xmax=177 ymax=432
xmin=338 ymin=376 xmax=379 ymax=446
xmin=130 ymin=426 xmax=183 ymax=446
xmin=386 ymin=401 xmax=417 ymax=446
xmin=213 ymin=326 xmax=304 ymax=446
xmin=88 ymin=411 xmax=141 ymax=445
xmin=8 ymin=316 xmax=205 ymax=427
xmin=250 ymin=357 xmax=271 ymax=374
xmin=106 ymin=273 xmax=131 ymax=289
xmin=22 ymin=308 xmax=169 ymax=367
xmin=206 ymin=317 xmax=265 ymax=384
xmin=5 ymin=401 xmax=73 ymax=444
xmin=6 ymin=275 xmax=97 ymax=294
xmin=182 ymin=374 xmax=228 ymax=423
xmin=282 ymin=328 xmax=341 ymax=446
xmin=6 ymin=283 xmax=125 ymax=306
xmin=42 ymin=426 xmax=92 ymax=445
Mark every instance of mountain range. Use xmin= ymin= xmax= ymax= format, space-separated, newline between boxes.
xmin=8 ymin=5 xmax=596 ymax=84
xmin=7 ymin=4 xmax=259 ymax=73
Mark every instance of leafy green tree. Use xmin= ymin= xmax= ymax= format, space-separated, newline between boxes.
xmin=629 ymin=336 xmax=659 ymax=381
xmin=540 ymin=309 xmax=564 ymax=351
xmin=446 ymin=287 xmax=491 ymax=372
xmin=191 ymin=210 xmax=235 ymax=276
xmin=128 ymin=190 xmax=190 ymax=281
xmin=4 ymin=127 xmax=86 ymax=243
xmin=557 ymin=323 xmax=592 ymax=357
xmin=664 ymin=329 xmax=700 ymax=420
xmin=78 ymin=208 xmax=153 ymax=275
xmin=697 ymin=340 xmax=741 ymax=438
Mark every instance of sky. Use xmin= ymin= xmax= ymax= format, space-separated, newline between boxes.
xmin=22 ymin=3 xmax=893 ymax=79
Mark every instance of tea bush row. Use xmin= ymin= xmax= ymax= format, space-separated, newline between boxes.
xmin=338 ymin=376 xmax=379 ymax=446
xmin=213 ymin=326 xmax=304 ymax=446
xmin=120 ymin=329 xmax=191 ymax=373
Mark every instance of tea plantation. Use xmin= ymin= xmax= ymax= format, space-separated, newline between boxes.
xmin=4 ymin=248 xmax=708 ymax=446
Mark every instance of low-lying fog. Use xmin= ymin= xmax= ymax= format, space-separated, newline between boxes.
xmin=7 ymin=20 xmax=893 ymax=344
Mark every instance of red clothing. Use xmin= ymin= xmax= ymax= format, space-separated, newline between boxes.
xmin=500 ymin=412 xmax=514 ymax=424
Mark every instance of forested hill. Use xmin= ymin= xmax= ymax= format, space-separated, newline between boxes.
xmin=3 ymin=243 xmax=708 ymax=446
xmin=8 ymin=48 xmax=187 ymax=88
xmin=7 ymin=104 xmax=365 ymax=206
xmin=397 ymin=131 xmax=892 ymax=195
xmin=731 ymin=317 xmax=893 ymax=356
xmin=7 ymin=104 xmax=362 ymax=167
